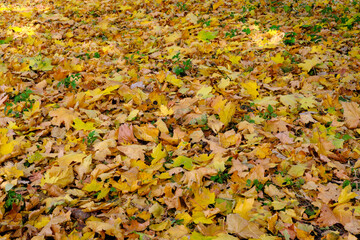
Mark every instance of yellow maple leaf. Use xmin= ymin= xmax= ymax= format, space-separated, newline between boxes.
xmin=0 ymin=139 xmax=15 ymax=156
xmin=299 ymin=96 xmax=316 ymax=110
xmin=97 ymin=187 xmax=110 ymax=200
xmin=271 ymin=200 xmax=288 ymax=210
xmin=65 ymin=32 xmax=73 ymax=38
xmin=213 ymin=0 xmax=224 ymax=10
xmin=85 ymin=85 xmax=120 ymax=101
xmin=157 ymin=172 xmax=171 ymax=179
xmin=192 ymin=210 xmax=215 ymax=224
xmin=218 ymin=78 xmax=231 ymax=89
xmin=214 ymin=234 xmax=238 ymax=240
xmin=54 ymin=40 xmax=65 ymax=46
xmin=151 ymin=143 xmax=167 ymax=164
xmin=127 ymin=109 xmax=140 ymax=121
xmin=175 ymin=212 xmax=192 ymax=225
xmin=210 ymin=153 xmax=228 ymax=171
xmin=71 ymin=64 xmax=83 ymax=72
xmin=219 ymin=101 xmax=236 ymax=126
xmin=34 ymin=216 xmax=50 ymax=229
xmin=20 ymin=11 xmax=32 ymax=18
xmin=196 ymin=86 xmax=213 ymax=99
xmin=287 ymin=164 xmax=307 ymax=177
xmin=349 ymin=47 xmax=360 ymax=59
xmin=41 ymin=166 xmax=74 ymax=188
xmin=1 ymin=166 xmax=23 ymax=180
xmin=149 ymin=220 xmax=171 ymax=231
xmin=298 ymin=57 xmax=322 ymax=72
xmin=212 ymin=96 xmax=227 ymax=114
xmin=0 ymin=129 xmax=16 ymax=156
xmin=23 ymin=100 xmax=40 ymax=118
xmin=255 ymin=145 xmax=271 ymax=159
xmin=271 ymin=53 xmax=284 ymax=64
xmin=159 ymin=105 xmax=174 ymax=116
xmin=165 ymin=74 xmax=184 ymax=87
xmin=234 ymin=198 xmax=255 ymax=220
xmin=311 ymin=45 xmax=325 ymax=54
xmin=337 ymin=185 xmax=358 ymax=205
xmin=72 ymin=118 xmax=96 ymax=131
xmin=83 ymin=179 xmax=103 ymax=192
xmin=193 ymin=154 xmax=214 ymax=164
xmin=164 ymin=32 xmax=182 ymax=44
xmin=229 ymin=54 xmax=242 ymax=65
xmin=241 ymin=81 xmax=259 ymax=99
xmin=191 ymin=187 xmax=215 ymax=210
xmin=280 ymin=94 xmax=298 ymax=108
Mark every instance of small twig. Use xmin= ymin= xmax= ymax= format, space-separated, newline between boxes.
xmin=210 ymin=62 xmax=233 ymax=81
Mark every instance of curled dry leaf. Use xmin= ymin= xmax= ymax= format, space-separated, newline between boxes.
xmin=341 ymin=102 xmax=360 ymax=129
xmin=118 ymin=123 xmax=137 ymax=144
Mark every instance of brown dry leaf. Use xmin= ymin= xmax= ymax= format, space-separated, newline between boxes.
xmin=344 ymin=219 xmax=360 ymax=235
xmin=40 ymin=166 xmax=74 ymax=188
xmin=208 ymin=115 xmax=224 ymax=133
xmin=341 ymin=102 xmax=360 ymax=128
xmin=123 ymin=219 xmax=150 ymax=232
xmin=318 ymin=183 xmax=341 ymax=204
xmin=117 ymin=144 xmax=147 ymax=160
xmin=219 ymin=129 xmax=240 ymax=148
xmin=197 ymin=223 xmax=225 ymax=236
xmin=93 ymin=139 xmax=117 ymax=160
xmin=118 ymin=123 xmax=137 ymax=144
xmin=160 ymin=126 xmax=187 ymax=145
xmin=315 ymin=204 xmax=339 ymax=227
xmin=3 ymin=1 xmax=360 ymax=239
xmin=49 ymin=107 xmax=78 ymax=130
xmin=295 ymin=226 xmax=314 ymax=240
xmin=226 ymin=213 xmax=264 ymax=239
xmin=84 ymin=220 xmax=123 ymax=238
xmin=0 ymin=93 xmax=8 ymax=106
xmin=133 ymin=124 xmax=159 ymax=142
xmin=264 ymin=184 xmax=286 ymax=199
xmin=38 ymin=210 xmax=71 ymax=237
xmin=264 ymin=119 xmax=290 ymax=133
xmin=166 ymin=225 xmax=189 ymax=238
xmin=74 ymin=155 xmax=92 ymax=180
xmin=42 ymin=183 xmax=65 ymax=197
xmin=275 ymin=132 xmax=294 ymax=144
xmin=181 ymin=168 xmax=218 ymax=186
xmin=299 ymin=112 xmax=317 ymax=124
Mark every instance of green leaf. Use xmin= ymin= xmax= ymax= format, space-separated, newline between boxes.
xmin=172 ymin=156 xmax=193 ymax=170
xmin=198 ymin=30 xmax=218 ymax=42
xmin=28 ymin=152 xmax=43 ymax=163
xmin=242 ymin=28 xmax=251 ymax=35
xmin=190 ymin=232 xmax=215 ymax=240
xmin=342 ymin=134 xmax=353 ymax=141
xmin=28 ymin=55 xmax=53 ymax=71
xmin=267 ymin=105 xmax=274 ymax=114
xmin=333 ymin=138 xmax=344 ymax=149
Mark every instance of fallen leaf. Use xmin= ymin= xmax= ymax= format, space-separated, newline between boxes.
xmin=226 ymin=213 xmax=264 ymax=239
xmin=49 ymin=107 xmax=78 ymax=130
xmin=341 ymin=102 xmax=360 ymax=129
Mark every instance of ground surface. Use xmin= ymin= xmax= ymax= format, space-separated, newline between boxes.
xmin=0 ymin=0 xmax=360 ymax=239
